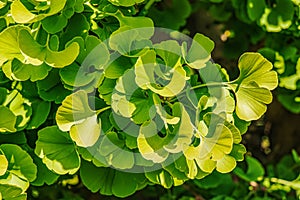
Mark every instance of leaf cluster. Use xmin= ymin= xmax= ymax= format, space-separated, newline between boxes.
xmin=0 ymin=0 xmax=279 ymax=199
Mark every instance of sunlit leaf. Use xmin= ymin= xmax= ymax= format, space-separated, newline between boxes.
xmin=134 ymin=50 xmax=187 ymax=97
xmin=145 ymin=169 xmax=174 ymax=189
xmin=0 ymin=26 xmax=26 ymax=66
xmin=0 ymin=106 xmax=17 ymax=133
xmin=31 ymin=154 xmax=59 ymax=186
xmin=183 ymin=33 xmax=214 ymax=69
xmin=0 ymin=144 xmax=37 ymax=192
xmin=18 ymin=29 xmax=79 ymax=68
xmin=56 ymin=90 xmax=95 ymax=132
xmin=109 ymin=11 xmax=154 ymax=56
xmin=2 ymin=90 xmax=31 ymax=131
xmin=11 ymin=0 xmax=67 ymax=23
xmin=215 ymin=155 xmax=236 ymax=173
xmin=2 ymin=59 xmax=51 ymax=82
xmin=70 ymin=115 xmax=101 ymax=147
xmin=230 ymin=53 xmax=278 ymax=121
xmin=0 ymin=184 xmax=26 ymax=200
xmin=0 ymin=154 xmax=8 ymax=176
xmin=108 ymin=0 xmax=145 ymax=6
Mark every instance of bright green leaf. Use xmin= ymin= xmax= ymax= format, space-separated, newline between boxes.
xmin=0 ymin=106 xmax=17 ymax=132
xmin=215 ymin=155 xmax=237 ymax=173
xmin=11 ymin=0 xmax=67 ymax=23
xmin=134 ymin=50 xmax=187 ymax=97
xmin=183 ymin=33 xmax=214 ymax=69
xmin=56 ymin=90 xmax=95 ymax=132
xmin=108 ymin=0 xmax=145 ymax=6
xmin=26 ymin=100 xmax=51 ymax=129
xmin=31 ymin=154 xmax=59 ymax=186
xmin=18 ymin=29 xmax=79 ymax=68
xmin=2 ymin=90 xmax=31 ymax=131
xmin=0 ymin=154 xmax=8 ymax=176
xmin=0 ymin=144 xmax=37 ymax=192
xmin=70 ymin=115 xmax=101 ymax=147
xmin=0 ymin=184 xmax=26 ymax=200
xmin=35 ymin=126 xmax=81 ymax=175
xmin=2 ymin=59 xmax=51 ymax=82
xmin=231 ymin=53 xmax=278 ymax=121
xmin=0 ymin=26 xmax=26 ymax=66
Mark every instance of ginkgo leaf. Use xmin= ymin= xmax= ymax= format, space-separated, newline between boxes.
xmin=56 ymin=90 xmax=95 ymax=132
xmin=0 ymin=154 xmax=8 ymax=176
xmin=18 ymin=29 xmax=79 ymax=68
xmin=2 ymin=90 xmax=31 ymax=131
xmin=0 ymin=184 xmax=26 ymax=200
xmin=0 ymin=26 xmax=27 ymax=65
xmin=112 ymin=69 xmax=153 ymax=123
xmin=145 ymin=169 xmax=174 ymax=189
xmin=215 ymin=154 xmax=237 ymax=173
xmin=0 ymin=144 xmax=37 ymax=192
xmin=111 ymin=93 xmax=136 ymax=118
xmin=195 ymin=157 xmax=216 ymax=173
xmin=134 ymin=50 xmax=187 ymax=97
xmin=230 ymin=53 xmax=278 ymax=121
xmin=108 ymin=0 xmax=145 ymax=6
xmin=109 ymin=11 xmax=154 ymax=56
xmin=235 ymin=83 xmax=273 ymax=121
xmin=80 ymin=160 xmax=148 ymax=197
xmin=259 ymin=0 xmax=294 ymax=32
xmin=234 ymin=156 xmax=265 ymax=181
xmin=99 ymin=131 xmax=135 ymax=169
xmin=2 ymin=59 xmax=51 ymax=82
xmin=11 ymin=0 xmax=67 ymax=24
xmin=70 ymin=115 xmax=101 ymax=147
xmin=137 ymin=121 xmax=171 ymax=163
xmin=183 ymin=33 xmax=214 ymax=69
xmin=152 ymin=93 xmax=180 ymax=126
xmin=35 ymin=126 xmax=81 ymax=175
xmin=234 ymin=52 xmax=278 ymax=90
xmin=200 ymin=124 xmax=233 ymax=160
xmin=163 ymin=102 xmax=193 ymax=153
xmin=279 ymin=58 xmax=300 ymax=90
xmin=154 ymin=40 xmax=182 ymax=67
xmin=0 ymin=106 xmax=17 ymax=133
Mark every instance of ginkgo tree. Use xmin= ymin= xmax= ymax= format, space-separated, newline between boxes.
xmin=0 ymin=0 xmax=278 ymax=199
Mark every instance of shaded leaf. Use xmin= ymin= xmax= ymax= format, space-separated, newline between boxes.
xmin=35 ymin=126 xmax=81 ymax=175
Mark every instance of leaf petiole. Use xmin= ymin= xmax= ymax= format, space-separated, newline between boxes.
xmin=96 ymin=106 xmax=111 ymax=115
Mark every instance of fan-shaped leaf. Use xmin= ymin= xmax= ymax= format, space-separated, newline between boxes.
xmin=0 ymin=106 xmax=17 ymax=133
xmin=108 ymin=0 xmax=145 ymax=7
xmin=80 ymin=160 xmax=148 ymax=197
xmin=56 ymin=90 xmax=95 ymax=132
xmin=35 ymin=126 xmax=81 ymax=175
xmin=0 ymin=144 xmax=37 ymax=192
xmin=11 ymin=0 xmax=67 ymax=24
xmin=230 ymin=53 xmax=278 ymax=121
xmin=18 ymin=29 xmax=79 ymax=68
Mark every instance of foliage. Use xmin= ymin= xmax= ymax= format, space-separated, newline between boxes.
xmin=196 ymin=0 xmax=300 ymax=114
xmin=0 ymin=0 xmax=285 ymax=199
